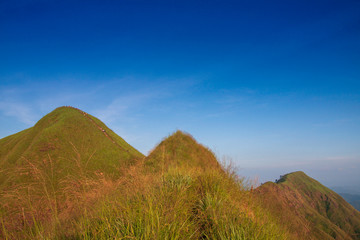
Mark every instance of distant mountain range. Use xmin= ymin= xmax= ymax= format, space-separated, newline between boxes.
xmin=0 ymin=106 xmax=359 ymax=239
xmin=331 ymin=186 xmax=360 ymax=196
xmin=337 ymin=193 xmax=360 ymax=211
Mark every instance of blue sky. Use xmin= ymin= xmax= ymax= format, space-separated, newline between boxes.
xmin=1 ymin=0 xmax=360 ymax=188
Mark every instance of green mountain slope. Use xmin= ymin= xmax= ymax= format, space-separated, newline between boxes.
xmin=0 ymin=106 xmax=144 ymax=238
xmin=0 ymin=106 xmax=143 ymax=181
xmin=255 ymin=171 xmax=360 ymax=240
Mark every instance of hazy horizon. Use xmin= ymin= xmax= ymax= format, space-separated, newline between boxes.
xmin=1 ymin=1 xmax=359 ymax=190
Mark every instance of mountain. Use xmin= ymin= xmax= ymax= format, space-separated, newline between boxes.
xmin=0 ymin=106 xmax=143 ymax=182
xmin=0 ymin=107 xmax=359 ymax=239
xmin=331 ymin=186 xmax=360 ymax=196
xmin=255 ymin=171 xmax=360 ymax=239
xmin=0 ymin=106 xmax=143 ymax=237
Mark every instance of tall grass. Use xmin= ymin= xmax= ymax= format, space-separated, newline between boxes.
xmin=55 ymin=164 xmax=289 ymax=240
xmin=0 ymin=130 xmax=289 ymax=239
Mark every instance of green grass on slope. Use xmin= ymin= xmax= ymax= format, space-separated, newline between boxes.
xmin=280 ymin=172 xmax=360 ymax=239
xmin=256 ymin=171 xmax=360 ymax=240
xmin=85 ymin=112 xmax=143 ymax=158
xmin=0 ymin=107 xmax=143 ymax=182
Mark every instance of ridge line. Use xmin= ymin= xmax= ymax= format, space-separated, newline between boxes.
xmin=64 ymin=106 xmax=129 ymax=153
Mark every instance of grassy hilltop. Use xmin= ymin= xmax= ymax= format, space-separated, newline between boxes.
xmin=0 ymin=106 xmax=143 ymax=180
xmin=0 ymin=107 xmax=359 ymax=239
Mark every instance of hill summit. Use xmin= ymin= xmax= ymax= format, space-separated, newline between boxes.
xmin=145 ymin=130 xmax=220 ymax=171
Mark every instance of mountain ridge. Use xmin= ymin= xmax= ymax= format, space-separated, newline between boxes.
xmin=0 ymin=107 xmax=359 ymax=239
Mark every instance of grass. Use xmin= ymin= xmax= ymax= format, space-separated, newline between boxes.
xmin=0 ymin=161 xmax=289 ymax=239
xmin=0 ymin=107 xmax=143 ymax=181
xmin=58 ymin=165 xmax=289 ymax=240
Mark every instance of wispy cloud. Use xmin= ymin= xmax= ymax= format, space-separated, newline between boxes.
xmin=0 ymin=78 xmax=93 ymax=126
xmin=91 ymin=76 xmax=200 ymax=124
xmin=0 ymin=101 xmax=39 ymax=125
xmin=92 ymin=92 xmax=154 ymax=123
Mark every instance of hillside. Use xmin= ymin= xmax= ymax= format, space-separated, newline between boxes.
xmin=0 ymin=106 xmax=144 ymax=238
xmin=255 ymin=171 xmax=360 ymax=240
xmin=0 ymin=106 xmax=143 ymax=181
